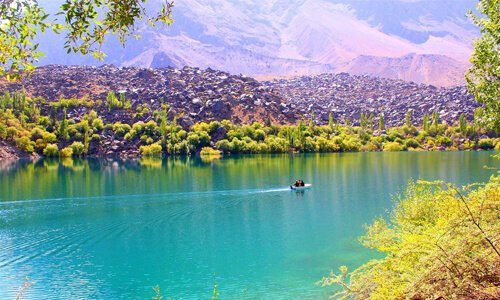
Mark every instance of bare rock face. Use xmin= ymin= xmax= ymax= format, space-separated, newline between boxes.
xmin=0 ymin=141 xmax=40 ymax=162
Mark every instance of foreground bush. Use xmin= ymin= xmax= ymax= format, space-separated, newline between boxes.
xmin=320 ymin=176 xmax=500 ymax=299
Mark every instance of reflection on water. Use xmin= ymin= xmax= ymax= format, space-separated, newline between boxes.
xmin=0 ymin=152 xmax=497 ymax=299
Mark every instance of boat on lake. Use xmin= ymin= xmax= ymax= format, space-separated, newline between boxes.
xmin=290 ymin=183 xmax=312 ymax=190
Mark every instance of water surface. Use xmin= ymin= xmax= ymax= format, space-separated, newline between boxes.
xmin=0 ymin=152 xmax=497 ymax=299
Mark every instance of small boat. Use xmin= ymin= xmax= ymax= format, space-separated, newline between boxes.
xmin=290 ymin=184 xmax=312 ymax=190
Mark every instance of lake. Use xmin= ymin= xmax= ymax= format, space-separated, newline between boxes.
xmin=0 ymin=152 xmax=497 ymax=299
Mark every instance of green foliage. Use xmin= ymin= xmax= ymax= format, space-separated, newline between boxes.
xmin=92 ymin=118 xmax=104 ymax=132
xmin=15 ymin=136 xmax=34 ymax=153
xmin=140 ymin=143 xmax=162 ymax=157
xmin=459 ymin=113 xmax=467 ymax=134
xmin=58 ymin=108 xmax=69 ymax=140
xmin=379 ymin=113 xmax=385 ymax=131
xmin=43 ymin=143 xmax=59 ymax=157
xmin=0 ymin=1 xmax=173 ymax=80
xmin=200 ymin=147 xmax=221 ymax=157
xmin=405 ymin=138 xmax=420 ymax=149
xmin=6 ymin=126 xmax=18 ymax=140
xmin=60 ymin=147 xmax=73 ymax=158
xmin=113 ymin=122 xmax=131 ymax=137
xmin=423 ymin=114 xmax=430 ymax=131
xmin=466 ymin=0 xmax=500 ymax=131
xmin=70 ymin=142 xmax=85 ymax=156
xmin=321 ymin=178 xmax=500 ymax=299
xmin=478 ymin=138 xmax=495 ymax=150
xmin=383 ymin=141 xmax=403 ymax=152
xmin=432 ymin=110 xmax=440 ymax=132
xmin=405 ymin=110 xmax=412 ymax=127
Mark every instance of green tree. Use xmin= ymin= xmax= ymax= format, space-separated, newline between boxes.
xmin=58 ymin=107 xmax=69 ymax=140
xmin=378 ymin=113 xmax=385 ymax=131
xmin=405 ymin=110 xmax=412 ymax=127
xmin=0 ymin=0 xmax=174 ymax=80
xmin=432 ymin=110 xmax=439 ymax=132
xmin=423 ymin=114 xmax=430 ymax=131
xmin=459 ymin=113 xmax=467 ymax=134
xmin=308 ymin=112 xmax=315 ymax=131
xmin=466 ymin=0 xmax=500 ymax=131
xmin=328 ymin=112 xmax=334 ymax=132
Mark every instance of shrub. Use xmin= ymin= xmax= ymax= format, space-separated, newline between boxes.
xmin=360 ymin=141 xmax=379 ymax=152
xmin=92 ymin=118 xmax=104 ymax=131
xmin=0 ymin=123 xmax=6 ymax=139
xmin=405 ymin=138 xmax=420 ymax=149
xmin=42 ymin=132 xmax=57 ymax=143
xmin=6 ymin=126 xmax=17 ymax=139
xmin=139 ymin=143 xmax=162 ymax=157
xmin=34 ymin=138 xmax=46 ymax=152
xmin=478 ymin=138 xmax=494 ymax=150
xmin=200 ymin=147 xmax=221 ymax=157
xmin=254 ymin=129 xmax=266 ymax=141
xmin=321 ymin=179 xmax=500 ymax=299
xmin=60 ymin=147 xmax=73 ymax=157
xmin=113 ymin=122 xmax=131 ymax=137
xmin=70 ymin=141 xmax=85 ymax=156
xmin=216 ymin=139 xmax=232 ymax=152
xmin=30 ymin=127 xmax=45 ymax=141
xmin=436 ymin=136 xmax=452 ymax=147
xmin=43 ymin=143 xmax=59 ymax=157
xmin=15 ymin=136 xmax=35 ymax=153
xmin=37 ymin=116 xmax=51 ymax=129
xmin=383 ymin=142 xmax=403 ymax=151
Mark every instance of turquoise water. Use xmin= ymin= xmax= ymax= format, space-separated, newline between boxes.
xmin=0 ymin=152 xmax=497 ymax=299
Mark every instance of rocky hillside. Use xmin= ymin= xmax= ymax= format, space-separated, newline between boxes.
xmin=264 ymin=73 xmax=479 ymax=127
xmin=0 ymin=65 xmax=293 ymax=126
xmin=0 ymin=65 xmax=479 ymax=127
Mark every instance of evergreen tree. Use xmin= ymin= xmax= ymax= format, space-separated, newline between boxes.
xmin=379 ymin=113 xmax=385 ymax=131
xmin=459 ymin=113 xmax=467 ymax=134
xmin=406 ymin=110 xmax=412 ymax=127
xmin=423 ymin=114 xmax=430 ymax=131
xmin=59 ymin=108 xmax=69 ymax=140
xmin=432 ymin=110 xmax=439 ymax=132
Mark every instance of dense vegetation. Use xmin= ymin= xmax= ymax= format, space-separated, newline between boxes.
xmin=1 ymin=91 xmax=498 ymax=159
xmin=320 ymin=173 xmax=500 ymax=299
xmin=466 ymin=0 xmax=500 ymax=132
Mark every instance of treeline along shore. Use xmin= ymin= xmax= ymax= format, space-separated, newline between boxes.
xmin=0 ymin=66 xmax=497 ymax=161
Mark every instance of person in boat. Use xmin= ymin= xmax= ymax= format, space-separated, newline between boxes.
xmin=294 ymin=180 xmax=300 ymax=187
xmin=300 ymin=180 xmax=305 ymax=186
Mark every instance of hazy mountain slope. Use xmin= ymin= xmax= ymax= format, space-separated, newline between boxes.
xmin=36 ymin=0 xmax=478 ymax=86
xmin=339 ymin=54 xmax=469 ymax=87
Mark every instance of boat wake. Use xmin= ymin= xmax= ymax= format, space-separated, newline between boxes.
xmin=0 ymin=187 xmax=292 ymax=206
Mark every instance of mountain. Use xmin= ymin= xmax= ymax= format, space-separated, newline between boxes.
xmin=36 ymin=0 xmax=478 ymax=86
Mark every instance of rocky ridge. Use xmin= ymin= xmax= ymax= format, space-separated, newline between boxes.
xmin=0 ymin=65 xmax=480 ymax=127
xmin=264 ymin=73 xmax=479 ymax=127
